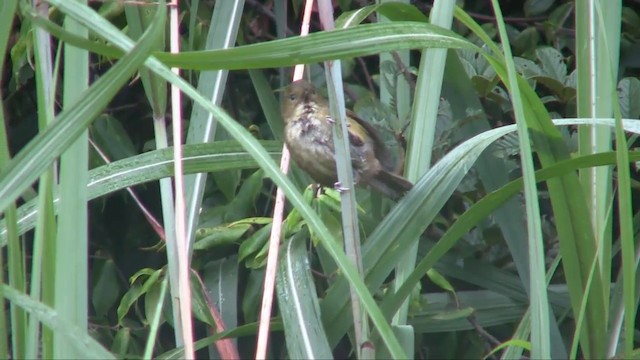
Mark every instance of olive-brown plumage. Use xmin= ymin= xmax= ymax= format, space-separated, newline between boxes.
xmin=281 ymin=79 xmax=412 ymax=199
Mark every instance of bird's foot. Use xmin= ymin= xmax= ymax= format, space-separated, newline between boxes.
xmin=324 ymin=116 xmax=351 ymax=127
xmin=333 ymin=181 xmax=350 ymax=193
xmin=312 ymin=183 xmax=324 ymax=197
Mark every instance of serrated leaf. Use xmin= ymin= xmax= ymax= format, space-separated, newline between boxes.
xmin=514 ymin=57 xmax=542 ymax=78
xmin=547 ymin=3 xmax=574 ymax=28
xmin=536 ymin=47 xmax=567 ymax=82
xmin=532 ymin=75 xmax=566 ymax=98
xmin=512 ymin=27 xmax=540 ymax=55
xmin=618 ymin=77 xmax=640 ymax=119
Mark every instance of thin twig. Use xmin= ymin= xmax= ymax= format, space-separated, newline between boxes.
xmin=451 ymin=292 xmax=503 ymax=358
xmin=194 ymin=270 xmax=239 ymax=360
xmin=357 ymin=56 xmax=375 ymax=94
xmin=390 ymin=51 xmax=416 ymax=92
xmin=88 ymin=138 xmax=166 ymax=240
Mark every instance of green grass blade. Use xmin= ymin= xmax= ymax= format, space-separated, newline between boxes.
xmin=394 ymin=0 xmax=455 ymax=328
xmin=0 ymin=5 xmax=22 ymax=358
xmin=2 ymin=285 xmax=114 ymax=359
xmin=183 ymin=0 xmax=245 ymax=257
xmin=143 ymin=277 xmax=168 ymax=359
xmin=590 ymin=1 xmax=633 ymax=356
xmin=157 ymin=22 xmax=474 ymax=70
xmin=29 ymin=1 xmax=58 ymax=358
xmin=489 ymin=1 xmax=549 ymax=357
xmin=53 ymin=0 xmax=91 ymax=356
xmin=276 ymin=232 xmax=332 ymax=359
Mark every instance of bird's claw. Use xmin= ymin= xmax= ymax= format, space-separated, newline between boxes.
xmin=325 ymin=116 xmax=351 ymax=127
xmin=313 ymin=184 xmax=324 ymax=198
xmin=333 ymin=182 xmax=350 ymax=193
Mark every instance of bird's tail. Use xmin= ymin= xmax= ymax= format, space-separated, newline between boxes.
xmin=367 ymin=170 xmax=413 ymax=200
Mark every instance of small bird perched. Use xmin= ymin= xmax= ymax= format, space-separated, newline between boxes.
xmin=281 ymin=79 xmax=413 ymax=199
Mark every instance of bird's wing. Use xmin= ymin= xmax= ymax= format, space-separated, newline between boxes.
xmin=346 ymin=109 xmax=396 ymax=171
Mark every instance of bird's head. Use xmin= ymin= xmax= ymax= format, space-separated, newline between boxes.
xmin=280 ymin=80 xmax=323 ymax=122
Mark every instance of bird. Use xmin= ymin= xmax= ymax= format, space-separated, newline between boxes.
xmin=280 ymin=79 xmax=413 ymax=199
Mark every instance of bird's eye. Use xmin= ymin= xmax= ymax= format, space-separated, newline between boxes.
xmin=289 ymin=94 xmax=296 ymax=101
xmin=311 ymin=89 xmax=316 ymax=95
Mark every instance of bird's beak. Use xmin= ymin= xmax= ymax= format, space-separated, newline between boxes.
xmin=301 ymin=89 xmax=313 ymax=102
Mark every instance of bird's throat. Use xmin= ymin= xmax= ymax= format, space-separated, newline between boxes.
xmin=301 ymin=100 xmax=318 ymax=117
